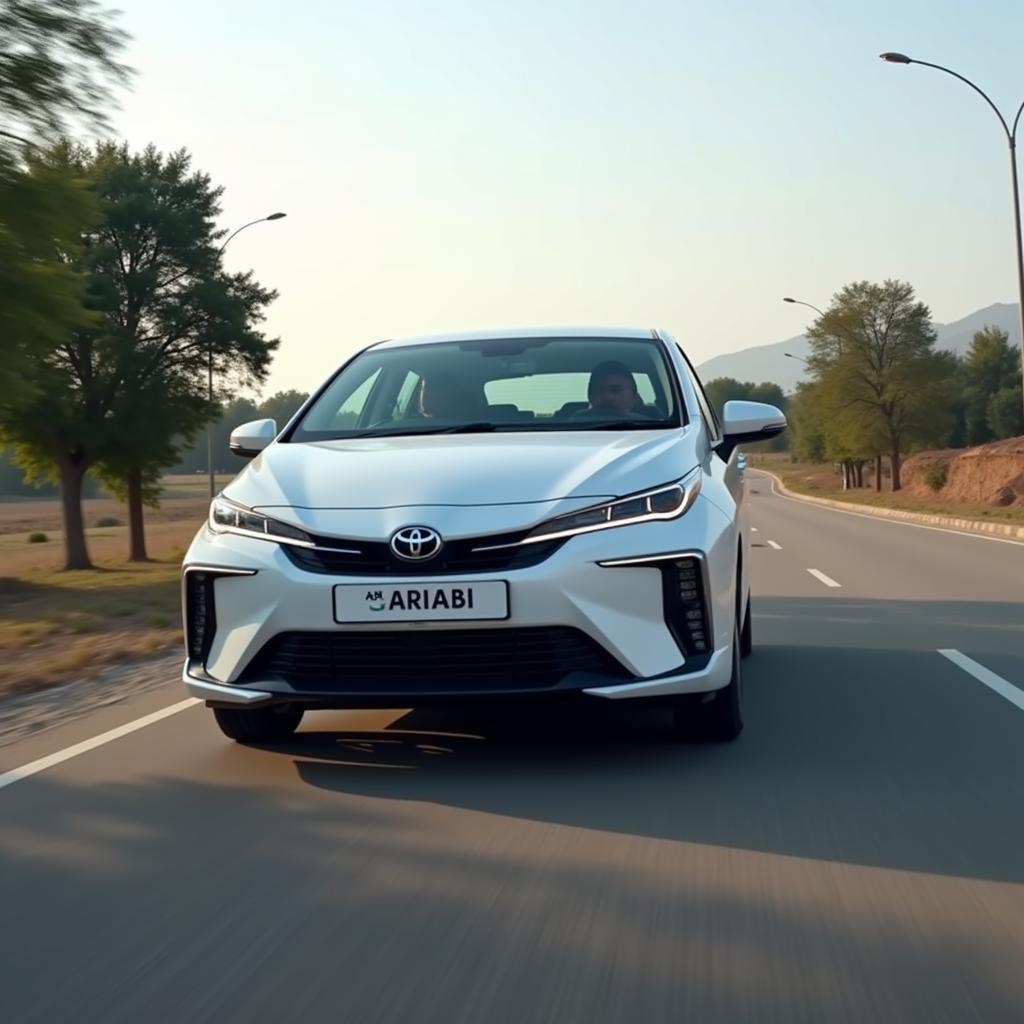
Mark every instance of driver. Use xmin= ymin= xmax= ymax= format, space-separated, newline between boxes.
xmin=585 ymin=360 xmax=644 ymax=416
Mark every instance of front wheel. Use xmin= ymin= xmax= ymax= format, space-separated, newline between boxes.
xmin=213 ymin=704 xmax=304 ymax=743
xmin=740 ymin=593 xmax=753 ymax=658
xmin=672 ymin=624 xmax=743 ymax=743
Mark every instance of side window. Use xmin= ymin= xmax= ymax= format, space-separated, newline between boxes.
xmin=332 ymin=368 xmax=382 ymax=428
xmin=676 ymin=346 xmax=721 ymax=442
xmin=393 ymin=371 xmax=423 ymax=419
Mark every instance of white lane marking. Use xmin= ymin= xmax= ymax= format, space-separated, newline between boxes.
xmin=0 ymin=698 xmax=201 ymax=792
xmin=759 ymin=473 xmax=1024 ymax=548
xmin=751 ymin=527 xmax=759 ymax=533
xmin=938 ymin=650 xmax=1024 ymax=713
xmin=767 ymin=540 xmax=783 ymax=550
xmin=807 ymin=568 xmax=842 ymax=588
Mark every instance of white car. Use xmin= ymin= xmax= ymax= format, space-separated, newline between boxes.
xmin=181 ymin=327 xmax=785 ymax=744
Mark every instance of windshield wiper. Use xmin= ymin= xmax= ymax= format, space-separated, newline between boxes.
xmin=564 ymin=419 xmax=675 ymax=431
xmin=347 ymin=421 xmax=499 ymax=439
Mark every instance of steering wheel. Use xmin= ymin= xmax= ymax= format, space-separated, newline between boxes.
xmin=569 ymin=406 xmax=651 ymax=421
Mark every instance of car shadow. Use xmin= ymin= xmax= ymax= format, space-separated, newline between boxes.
xmin=251 ymin=596 xmax=1024 ymax=885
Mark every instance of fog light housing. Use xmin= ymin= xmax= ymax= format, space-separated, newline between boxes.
xmin=663 ymin=557 xmax=713 ymax=658
xmin=184 ymin=571 xmax=216 ymax=662
xmin=182 ymin=566 xmax=257 ymax=667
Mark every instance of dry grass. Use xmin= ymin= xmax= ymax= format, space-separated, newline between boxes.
xmin=0 ymin=490 xmax=215 ymax=697
xmin=0 ymin=473 xmax=235 ymax=535
xmin=749 ymin=454 xmax=1024 ymax=524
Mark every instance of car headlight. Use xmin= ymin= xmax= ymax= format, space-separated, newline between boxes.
xmin=209 ymin=497 xmax=315 ymax=547
xmin=525 ymin=467 xmax=702 ymax=543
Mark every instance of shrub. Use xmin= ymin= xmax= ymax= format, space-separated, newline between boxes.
xmin=95 ymin=516 xmax=122 ymax=527
xmin=28 ymin=532 xmax=48 ymax=544
xmin=924 ymin=464 xmax=948 ymax=492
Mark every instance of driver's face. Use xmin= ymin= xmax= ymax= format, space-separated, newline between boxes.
xmin=590 ymin=374 xmax=637 ymax=414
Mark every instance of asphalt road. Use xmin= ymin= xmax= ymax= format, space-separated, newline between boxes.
xmin=2 ymin=473 xmax=1023 ymax=1023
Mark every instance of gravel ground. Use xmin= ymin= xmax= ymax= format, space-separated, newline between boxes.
xmin=0 ymin=651 xmax=182 ymax=749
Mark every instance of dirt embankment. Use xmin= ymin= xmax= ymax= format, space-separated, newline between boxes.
xmin=902 ymin=436 xmax=1024 ymax=507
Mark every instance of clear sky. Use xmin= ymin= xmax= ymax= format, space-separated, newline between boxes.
xmin=111 ymin=0 xmax=1024 ymax=397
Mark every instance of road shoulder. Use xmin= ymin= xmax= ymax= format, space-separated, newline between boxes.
xmin=754 ymin=470 xmax=1024 ymax=541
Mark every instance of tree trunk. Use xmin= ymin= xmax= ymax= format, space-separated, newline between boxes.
xmin=854 ymin=462 xmax=864 ymax=488
xmin=57 ymin=457 xmax=93 ymax=571
xmin=875 ymin=455 xmax=883 ymax=492
xmin=127 ymin=467 xmax=149 ymax=562
xmin=890 ymin=449 xmax=902 ymax=492
xmin=841 ymin=461 xmax=851 ymax=490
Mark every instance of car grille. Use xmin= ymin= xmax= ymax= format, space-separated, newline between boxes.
xmin=282 ymin=531 xmax=567 ymax=576
xmin=240 ymin=626 xmax=634 ymax=692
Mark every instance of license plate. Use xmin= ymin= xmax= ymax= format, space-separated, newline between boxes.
xmin=333 ymin=581 xmax=509 ymax=623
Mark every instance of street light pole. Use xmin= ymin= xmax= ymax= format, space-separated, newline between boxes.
xmin=880 ymin=52 xmax=1024 ymax=416
xmin=782 ymin=296 xmax=829 ymax=361
xmin=206 ymin=211 xmax=286 ymax=500
xmin=782 ymin=296 xmax=825 ymax=318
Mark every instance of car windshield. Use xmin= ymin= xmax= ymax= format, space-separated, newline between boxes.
xmin=287 ymin=336 xmax=684 ymax=441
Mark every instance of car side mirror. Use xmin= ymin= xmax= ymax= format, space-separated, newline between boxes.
xmin=229 ymin=418 xmax=277 ymax=459
xmin=718 ymin=401 xmax=787 ymax=459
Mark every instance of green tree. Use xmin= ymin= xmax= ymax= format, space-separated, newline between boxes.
xmin=786 ymin=382 xmax=826 ymax=463
xmin=986 ymin=387 xmax=1024 ymax=440
xmin=0 ymin=0 xmax=128 ymax=144
xmin=806 ymin=280 xmax=952 ymax=490
xmin=0 ymin=150 xmax=97 ymax=410
xmin=93 ymin=370 xmax=210 ymax=561
xmin=168 ymin=396 xmax=263 ymax=474
xmin=704 ymin=377 xmax=749 ymax=413
xmin=958 ymin=327 xmax=1023 ymax=444
xmin=748 ymin=381 xmax=787 ymax=410
xmin=0 ymin=1 xmax=129 ymax=409
xmin=1 ymin=143 xmax=280 ymax=569
xmin=83 ymin=144 xmax=279 ymax=562
xmin=703 ymin=377 xmax=789 ymax=452
xmin=257 ymin=390 xmax=309 ymax=428
xmin=815 ymin=366 xmax=889 ymax=488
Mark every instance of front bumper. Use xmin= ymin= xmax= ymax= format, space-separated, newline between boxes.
xmin=182 ymin=647 xmax=731 ymax=707
xmin=181 ymin=494 xmax=738 ymax=707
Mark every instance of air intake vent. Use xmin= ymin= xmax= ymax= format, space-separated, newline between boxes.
xmin=183 ymin=567 xmax=256 ymax=666
xmin=184 ymin=571 xmax=217 ymax=663
xmin=662 ymin=557 xmax=712 ymax=658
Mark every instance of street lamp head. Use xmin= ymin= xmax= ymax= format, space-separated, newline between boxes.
xmin=880 ymin=52 xmax=913 ymax=64
xmin=266 ymin=211 xmax=287 ymax=221
xmin=782 ymin=297 xmax=796 ymax=303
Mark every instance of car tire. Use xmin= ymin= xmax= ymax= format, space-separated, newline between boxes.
xmin=740 ymin=592 xmax=753 ymax=658
xmin=213 ymin=704 xmax=304 ymax=743
xmin=672 ymin=623 xmax=743 ymax=743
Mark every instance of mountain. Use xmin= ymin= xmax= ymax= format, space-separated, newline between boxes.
xmin=697 ymin=333 xmax=812 ymax=393
xmin=934 ymin=302 xmax=1020 ymax=355
xmin=697 ymin=302 xmax=1021 ymax=393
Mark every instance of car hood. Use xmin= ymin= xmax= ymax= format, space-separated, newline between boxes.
xmin=226 ymin=429 xmax=698 ymax=538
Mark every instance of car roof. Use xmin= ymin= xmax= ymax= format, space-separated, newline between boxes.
xmin=372 ymin=325 xmax=660 ymax=350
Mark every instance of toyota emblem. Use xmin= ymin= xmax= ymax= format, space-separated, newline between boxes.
xmin=390 ymin=526 xmax=444 ymax=561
